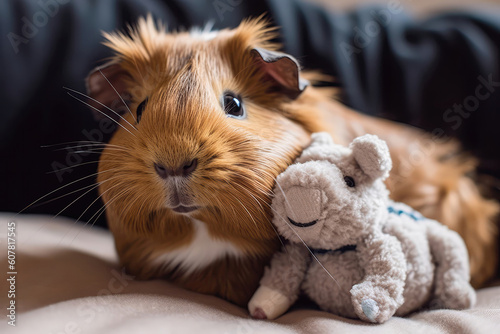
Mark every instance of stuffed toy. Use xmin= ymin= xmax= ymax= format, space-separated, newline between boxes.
xmin=248 ymin=133 xmax=476 ymax=323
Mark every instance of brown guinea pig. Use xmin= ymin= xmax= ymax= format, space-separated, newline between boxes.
xmin=86 ymin=16 xmax=498 ymax=306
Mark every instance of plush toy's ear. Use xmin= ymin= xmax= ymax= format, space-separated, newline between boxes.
xmin=350 ymin=134 xmax=392 ymax=180
xmin=85 ymin=61 xmax=131 ymax=121
xmin=251 ymin=48 xmax=308 ymax=99
xmin=295 ymin=132 xmax=336 ymax=164
xmin=309 ymin=132 xmax=335 ymax=147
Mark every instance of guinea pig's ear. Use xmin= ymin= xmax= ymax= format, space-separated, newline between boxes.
xmin=350 ymin=134 xmax=392 ymax=180
xmin=251 ymin=48 xmax=308 ymax=99
xmin=85 ymin=61 xmax=131 ymax=121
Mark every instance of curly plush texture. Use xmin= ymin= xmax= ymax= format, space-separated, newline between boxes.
xmin=248 ymin=133 xmax=476 ymax=323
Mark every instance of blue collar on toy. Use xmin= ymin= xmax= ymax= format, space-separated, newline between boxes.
xmin=387 ymin=206 xmax=424 ymax=221
xmin=310 ymin=206 xmax=422 ymax=255
xmin=311 ymin=244 xmax=357 ymax=255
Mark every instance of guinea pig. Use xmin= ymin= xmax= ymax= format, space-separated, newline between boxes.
xmin=86 ymin=16 xmax=498 ymax=305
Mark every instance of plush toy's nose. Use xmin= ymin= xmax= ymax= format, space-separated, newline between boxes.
xmin=280 ymin=186 xmax=324 ymax=227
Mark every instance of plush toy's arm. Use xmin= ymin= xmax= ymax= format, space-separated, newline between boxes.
xmin=248 ymin=242 xmax=310 ymax=320
xmin=350 ymin=231 xmax=407 ymax=323
xmin=423 ymin=219 xmax=476 ymax=309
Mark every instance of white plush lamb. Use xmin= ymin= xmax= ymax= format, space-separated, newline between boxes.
xmin=248 ymin=133 xmax=475 ymax=323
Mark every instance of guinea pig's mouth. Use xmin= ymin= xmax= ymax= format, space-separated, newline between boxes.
xmin=287 ymin=217 xmax=318 ymax=228
xmin=171 ymin=205 xmax=200 ymax=214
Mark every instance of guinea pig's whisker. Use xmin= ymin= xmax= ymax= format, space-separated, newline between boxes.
xmin=254 ymin=164 xmax=275 ymax=176
xmin=66 ymin=150 xmax=131 ymax=159
xmin=226 ymin=181 xmax=289 ymax=252
xmin=52 ymin=143 xmax=127 ymax=152
xmin=83 ymin=147 xmax=128 ymax=151
xmin=69 ymin=183 xmax=127 ymax=244
xmin=121 ymin=195 xmax=145 ymax=232
xmin=41 ymin=140 xmax=108 ymax=148
xmin=23 ymin=183 xmax=97 ymax=244
xmin=225 ymin=199 xmax=238 ymax=217
xmin=52 ymin=173 xmax=121 ymax=219
xmin=275 ymin=180 xmax=300 ymax=223
xmin=134 ymin=196 xmax=149 ymax=221
xmin=88 ymin=185 xmax=130 ymax=229
xmin=64 ymin=86 xmax=137 ymax=131
xmin=37 ymin=173 xmax=115 ymax=219
xmin=17 ymin=168 xmax=120 ymax=215
xmin=65 ymin=147 xmax=128 ymax=155
xmin=232 ymin=185 xmax=271 ymax=225
xmin=224 ymin=176 xmax=265 ymax=208
xmin=76 ymin=176 xmax=122 ymax=218
xmin=85 ymin=187 xmax=126 ymax=229
xmin=272 ymin=205 xmax=341 ymax=290
xmin=97 ymin=69 xmax=138 ymax=124
xmin=46 ymin=159 xmax=125 ymax=174
xmin=252 ymin=162 xmax=282 ymax=182
xmin=61 ymin=181 xmax=123 ymax=245
xmin=231 ymin=181 xmax=266 ymax=213
xmin=228 ymin=170 xmax=272 ymax=198
xmin=234 ymin=196 xmax=259 ymax=230
xmin=221 ymin=178 xmax=259 ymax=229
xmin=95 ymin=143 xmax=127 ymax=149
xmin=24 ymin=174 xmax=118 ymax=244
xmin=257 ymin=201 xmax=289 ymax=253
xmin=33 ymin=182 xmax=100 ymax=207
xmin=198 ymin=182 xmax=236 ymax=217
xmin=261 ymin=151 xmax=287 ymax=161
xmin=275 ymin=180 xmax=341 ymax=288
xmin=66 ymin=92 xmax=137 ymax=137
xmin=52 ymin=146 xmax=105 ymax=152
xmin=68 ymin=151 xmax=120 ymax=156
xmin=47 ymin=160 xmax=101 ymax=173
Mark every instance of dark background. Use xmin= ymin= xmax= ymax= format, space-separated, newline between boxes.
xmin=1 ymin=0 xmax=500 ymax=228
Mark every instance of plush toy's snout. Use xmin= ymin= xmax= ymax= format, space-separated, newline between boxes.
xmin=281 ymin=186 xmax=322 ymax=227
xmin=273 ymin=160 xmax=346 ymax=242
xmin=275 ymin=160 xmax=346 ymax=227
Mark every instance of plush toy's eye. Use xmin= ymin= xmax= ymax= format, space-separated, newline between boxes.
xmin=344 ymin=176 xmax=356 ymax=187
xmin=136 ymin=98 xmax=148 ymax=123
xmin=222 ymin=92 xmax=245 ymax=119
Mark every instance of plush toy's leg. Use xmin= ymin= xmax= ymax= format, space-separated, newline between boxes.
xmin=248 ymin=243 xmax=309 ymax=320
xmin=350 ymin=233 xmax=407 ymax=323
xmin=424 ymin=220 xmax=476 ymax=309
xmin=248 ymin=285 xmax=294 ymax=320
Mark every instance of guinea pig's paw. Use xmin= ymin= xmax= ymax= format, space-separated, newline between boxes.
xmin=248 ymin=286 xmax=292 ymax=320
xmin=351 ymin=283 xmax=396 ymax=323
xmin=431 ymin=279 xmax=476 ymax=310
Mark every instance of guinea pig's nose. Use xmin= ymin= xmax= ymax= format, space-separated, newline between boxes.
xmin=181 ymin=159 xmax=198 ymax=176
xmin=154 ymin=159 xmax=198 ymax=178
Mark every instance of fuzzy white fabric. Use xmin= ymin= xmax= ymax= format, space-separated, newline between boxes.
xmin=0 ymin=213 xmax=499 ymax=334
xmin=249 ymin=133 xmax=475 ymax=323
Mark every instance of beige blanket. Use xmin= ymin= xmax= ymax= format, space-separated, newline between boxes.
xmin=0 ymin=213 xmax=499 ymax=334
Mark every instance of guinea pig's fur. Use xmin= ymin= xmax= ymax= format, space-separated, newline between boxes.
xmin=88 ymin=16 xmax=499 ymax=306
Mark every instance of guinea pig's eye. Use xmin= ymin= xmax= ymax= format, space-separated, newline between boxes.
xmin=222 ymin=92 xmax=245 ymax=119
xmin=136 ymin=98 xmax=148 ymax=123
xmin=344 ymin=176 xmax=356 ymax=187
